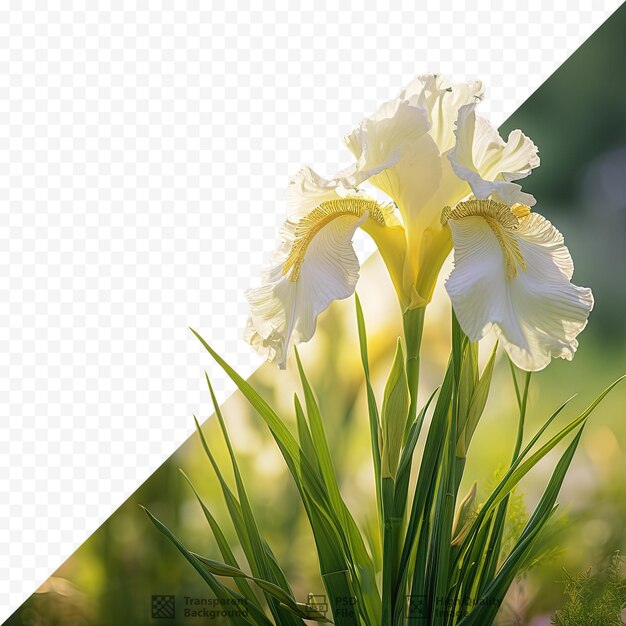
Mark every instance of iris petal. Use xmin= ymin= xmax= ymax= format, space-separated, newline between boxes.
xmin=245 ymin=194 xmax=396 ymax=368
xmin=449 ymin=103 xmax=540 ymax=207
xmin=445 ymin=204 xmax=593 ymax=371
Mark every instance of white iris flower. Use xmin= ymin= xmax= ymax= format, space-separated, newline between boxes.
xmin=244 ymin=75 xmax=593 ymax=371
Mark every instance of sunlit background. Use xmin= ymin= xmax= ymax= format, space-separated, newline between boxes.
xmin=5 ymin=7 xmax=626 ymax=626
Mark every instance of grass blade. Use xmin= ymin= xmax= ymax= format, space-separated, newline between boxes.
xmin=294 ymin=394 xmax=321 ymax=482
xmin=394 ymin=387 xmax=439 ymax=516
xmin=457 ymin=342 xmax=497 ymax=458
xmin=191 ymin=553 xmax=332 ymax=623
xmin=194 ymin=397 xmax=302 ymax=626
xmin=295 ymin=348 xmax=379 ymax=626
xmin=141 ymin=506 xmax=272 ymax=626
xmin=192 ymin=328 xmax=334 ymax=518
xmin=398 ymin=359 xmax=455 ymax=620
xmin=355 ymin=293 xmax=383 ymax=529
xmin=458 ymin=428 xmax=586 ymax=625
xmin=180 ymin=470 xmax=260 ymax=607
xmin=456 ymin=376 xmax=624 ymax=565
xmin=194 ymin=332 xmax=362 ymax=625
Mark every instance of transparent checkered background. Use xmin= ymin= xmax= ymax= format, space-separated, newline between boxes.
xmin=0 ymin=0 xmax=621 ymax=618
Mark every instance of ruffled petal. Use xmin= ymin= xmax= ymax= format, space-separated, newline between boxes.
xmin=345 ymin=76 xmax=484 ymax=218
xmin=343 ymin=77 xmax=485 ymax=302
xmin=445 ymin=207 xmax=593 ymax=371
xmin=245 ymin=197 xmax=387 ymax=367
xmin=287 ymin=166 xmax=341 ymax=218
xmin=343 ymin=97 xmax=431 ymax=189
xmin=449 ymin=103 xmax=540 ymax=207
xmin=400 ymin=74 xmax=484 ymax=152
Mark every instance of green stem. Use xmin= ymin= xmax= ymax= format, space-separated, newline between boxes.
xmin=403 ymin=307 xmax=425 ymax=428
xmin=381 ymin=477 xmax=398 ymax=626
xmin=380 ymin=308 xmax=424 ymax=625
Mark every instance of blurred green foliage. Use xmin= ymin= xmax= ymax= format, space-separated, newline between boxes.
xmin=500 ymin=2 xmax=626 ymax=344
xmin=551 ymin=553 xmax=626 ymax=626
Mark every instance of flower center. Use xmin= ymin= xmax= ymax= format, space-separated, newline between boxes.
xmin=441 ymin=198 xmax=530 ymax=278
xmin=283 ymin=197 xmax=387 ymax=281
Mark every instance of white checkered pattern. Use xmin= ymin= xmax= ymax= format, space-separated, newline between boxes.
xmin=0 ymin=0 xmax=621 ymax=618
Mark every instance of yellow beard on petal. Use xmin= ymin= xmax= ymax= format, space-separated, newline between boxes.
xmin=282 ymin=197 xmax=387 ymax=281
xmin=442 ymin=198 xmax=531 ymax=279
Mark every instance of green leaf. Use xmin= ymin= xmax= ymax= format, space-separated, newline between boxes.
xmin=381 ymin=339 xmax=410 ymax=480
xmin=457 ymin=341 xmax=497 ymax=458
xmin=455 ymin=376 xmax=625 ymax=600
xmin=192 ymin=329 xmax=332 ymax=516
xmin=194 ymin=402 xmax=301 ymax=626
xmin=381 ymin=476 xmax=398 ymax=626
xmin=424 ymin=334 xmax=460 ymax=624
xmin=457 ymin=341 xmax=479 ymax=431
xmin=295 ymin=348 xmax=380 ymax=625
xmin=294 ymin=394 xmax=321 ymax=482
xmin=459 ymin=429 xmax=585 ymax=626
xmin=192 ymin=331 xmax=360 ymax=626
xmin=205 ymin=376 xmax=304 ymax=626
xmin=474 ymin=499 xmax=508 ymax=602
xmin=450 ymin=512 xmax=495 ymax=623
xmin=473 ymin=367 xmax=532 ymax=600
xmin=191 ymin=553 xmax=332 ymax=623
xmin=451 ymin=311 xmax=465 ymax=386
xmin=397 ymin=358 xmax=455 ymax=619
xmin=355 ymin=293 xmax=383 ymax=526
xmin=301 ymin=489 xmax=360 ymax=626
xmin=180 ymin=470 xmax=260 ymax=607
xmin=493 ymin=376 xmax=624 ymax=514
xmin=393 ymin=387 xmax=439 ymax=519
xmin=141 ymin=506 xmax=272 ymax=626
xmin=451 ymin=481 xmax=477 ymax=546
xmin=193 ymin=415 xmax=255 ymax=566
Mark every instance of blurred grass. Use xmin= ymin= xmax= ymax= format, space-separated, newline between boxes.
xmin=5 ymin=5 xmax=626 ymax=625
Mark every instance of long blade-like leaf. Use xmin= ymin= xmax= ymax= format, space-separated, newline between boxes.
xmin=194 ymin=407 xmax=302 ymax=626
xmin=180 ymin=470 xmax=260 ymax=607
xmin=295 ymin=348 xmax=380 ymax=624
xmin=456 ymin=376 xmax=624 ymax=565
xmin=355 ymin=293 xmax=383 ymax=529
xmin=192 ymin=329 xmax=336 ymax=520
xmin=398 ymin=359 xmax=455 ymax=598
xmin=458 ymin=428 xmax=585 ymax=625
xmin=191 ymin=553 xmax=332 ymax=623
xmin=142 ymin=506 xmax=272 ymax=626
